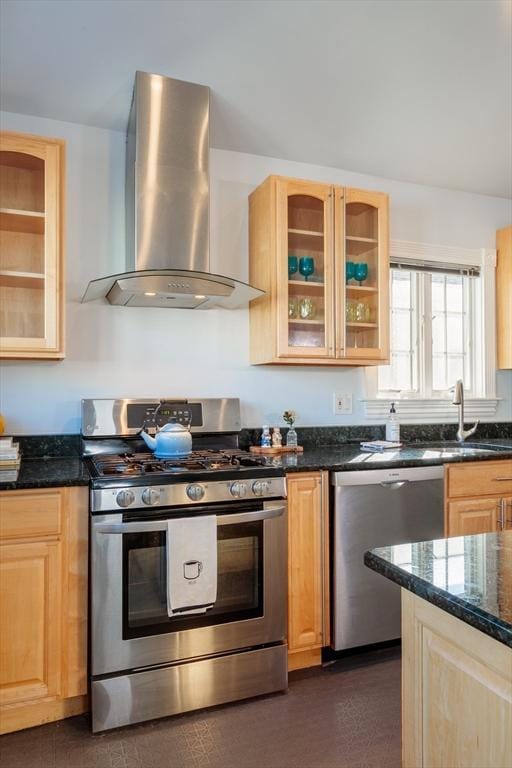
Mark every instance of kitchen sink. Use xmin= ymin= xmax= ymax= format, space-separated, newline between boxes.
xmin=410 ymin=442 xmax=508 ymax=455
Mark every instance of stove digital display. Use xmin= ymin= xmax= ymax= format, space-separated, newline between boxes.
xmin=126 ymin=402 xmax=203 ymax=429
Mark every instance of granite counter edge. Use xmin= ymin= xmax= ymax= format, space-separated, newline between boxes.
xmin=364 ymin=550 xmax=512 ymax=649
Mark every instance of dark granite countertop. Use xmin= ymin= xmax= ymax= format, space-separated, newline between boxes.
xmin=275 ymin=441 xmax=512 ymax=473
xmin=0 ymin=457 xmax=90 ymax=490
xmin=365 ymin=531 xmax=512 ymax=648
xmin=0 ymin=438 xmax=511 ymax=491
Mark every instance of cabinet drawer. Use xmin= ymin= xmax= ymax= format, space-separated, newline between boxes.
xmin=446 ymin=461 xmax=512 ymax=498
xmin=0 ymin=490 xmax=62 ymax=540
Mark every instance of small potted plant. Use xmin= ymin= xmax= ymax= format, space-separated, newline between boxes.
xmin=282 ymin=410 xmax=298 ymax=448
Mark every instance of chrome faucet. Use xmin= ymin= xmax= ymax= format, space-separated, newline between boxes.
xmin=452 ymin=379 xmax=479 ymax=443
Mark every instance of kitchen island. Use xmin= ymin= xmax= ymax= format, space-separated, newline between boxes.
xmin=365 ymin=531 xmax=512 ymax=768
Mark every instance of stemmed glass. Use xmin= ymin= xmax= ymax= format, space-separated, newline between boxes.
xmin=288 ymin=255 xmax=299 ymax=279
xmin=299 ymin=256 xmax=315 ymax=282
xmin=346 ymin=261 xmax=356 ymax=283
xmin=354 ymin=263 xmax=368 ymax=286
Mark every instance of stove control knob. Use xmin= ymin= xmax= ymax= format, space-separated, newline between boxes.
xmin=142 ymin=488 xmax=161 ymax=506
xmin=186 ymin=483 xmax=205 ymax=502
xmin=230 ymin=481 xmax=248 ymax=498
xmin=116 ymin=490 xmax=135 ymax=508
xmin=252 ymin=480 xmax=271 ymax=497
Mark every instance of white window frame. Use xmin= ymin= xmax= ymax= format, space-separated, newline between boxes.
xmin=362 ymin=240 xmax=498 ymax=422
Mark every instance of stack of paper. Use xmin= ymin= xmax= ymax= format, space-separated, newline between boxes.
xmin=0 ymin=437 xmax=21 ymax=469
xmin=360 ymin=440 xmax=403 ymax=452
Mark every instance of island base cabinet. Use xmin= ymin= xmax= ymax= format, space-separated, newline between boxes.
xmin=402 ymin=589 xmax=512 ymax=768
xmin=0 ymin=487 xmax=88 ymax=734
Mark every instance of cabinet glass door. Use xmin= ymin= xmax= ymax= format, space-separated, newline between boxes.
xmin=0 ymin=134 xmax=63 ymax=358
xmin=340 ymin=189 xmax=389 ymax=360
xmin=276 ymin=180 xmax=334 ymax=358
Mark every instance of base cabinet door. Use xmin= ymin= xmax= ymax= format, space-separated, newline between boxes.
xmin=504 ymin=497 xmax=512 ymax=530
xmin=287 ymin=472 xmax=328 ymax=670
xmin=0 ymin=540 xmax=62 ymax=706
xmin=402 ymin=590 xmax=512 ymax=768
xmin=0 ymin=487 xmax=88 ymax=733
xmin=446 ymin=498 xmax=500 ymax=537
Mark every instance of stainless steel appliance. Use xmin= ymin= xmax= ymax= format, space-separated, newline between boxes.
xmin=82 ymin=72 xmax=263 ymax=309
xmin=84 ymin=398 xmax=287 ymax=732
xmin=331 ymin=465 xmax=444 ymax=651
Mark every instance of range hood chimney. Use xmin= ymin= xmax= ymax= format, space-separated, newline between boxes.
xmin=82 ymin=71 xmax=263 ymax=309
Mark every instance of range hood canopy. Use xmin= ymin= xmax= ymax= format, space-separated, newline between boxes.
xmin=82 ymin=71 xmax=263 ymax=309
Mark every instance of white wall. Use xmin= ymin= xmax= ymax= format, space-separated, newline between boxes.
xmin=1 ymin=110 xmax=511 ymax=434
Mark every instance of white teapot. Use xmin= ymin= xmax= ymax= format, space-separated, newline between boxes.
xmin=140 ymin=421 xmax=192 ymax=458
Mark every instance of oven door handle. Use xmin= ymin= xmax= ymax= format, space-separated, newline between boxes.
xmin=93 ymin=502 xmax=286 ymax=535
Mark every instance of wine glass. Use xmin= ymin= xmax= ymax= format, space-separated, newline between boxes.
xmin=346 ymin=261 xmax=355 ymax=283
xmin=354 ymin=262 xmax=368 ymax=286
xmin=288 ymin=255 xmax=298 ymax=279
xmin=299 ymin=256 xmax=314 ymax=282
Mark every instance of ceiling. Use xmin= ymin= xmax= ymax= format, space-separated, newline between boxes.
xmin=1 ymin=0 xmax=511 ymax=198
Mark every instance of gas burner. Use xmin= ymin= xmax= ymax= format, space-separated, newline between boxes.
xmin=89 ymin=448 xmax=268 ymax=479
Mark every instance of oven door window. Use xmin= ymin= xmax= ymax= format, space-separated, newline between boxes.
xmin=123 ymin=521 xmax=263 ymax=639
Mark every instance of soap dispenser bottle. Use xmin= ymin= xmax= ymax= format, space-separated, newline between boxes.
xmin=385 ymin=402 xmax=400 ymax=442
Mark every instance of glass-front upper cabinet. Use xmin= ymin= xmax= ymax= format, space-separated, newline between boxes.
xmin=276 ymin=178 xmax=334 ymax=358
xmin=249 ymin=176 xmax=389 ymax=366
xmin=337 ymin=188 xmax=389 ymax=361
xmin=0 ymin=132 xmax=65 ymax=358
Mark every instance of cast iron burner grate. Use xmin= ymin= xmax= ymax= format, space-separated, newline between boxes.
xmin=90 ymin=449 xmax=266 ymax=477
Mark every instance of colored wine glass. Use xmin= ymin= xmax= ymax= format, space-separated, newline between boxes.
xmin=354 ymin=262 xmax=368 ymax=286
xmin=346 ymin=261 xmax=356 ymax=283
xmin=299 ymin=256 xmax=314 ymax=282
xmin=288 ymin=255 xmax=298 ymax=279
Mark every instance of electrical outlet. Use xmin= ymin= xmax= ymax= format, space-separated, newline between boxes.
xmin=333 ymin=393 xmax=352 ymax=415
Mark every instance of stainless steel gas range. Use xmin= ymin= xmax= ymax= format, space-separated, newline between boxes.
xmin=83 ymin=398 xmax=288 ymax=732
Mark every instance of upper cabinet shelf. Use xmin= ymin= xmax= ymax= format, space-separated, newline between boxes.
xmin=288 ymin=228 xmax=324 ymax=237
xmin=0 ymin=208 xmax=46 ymax=235
xmin=249 ymin=176 xmax=389 ymax=366
xmin=0 ymin=132 xmax=65 ymax=359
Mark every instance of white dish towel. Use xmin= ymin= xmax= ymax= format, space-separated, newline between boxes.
xmin=166 ymin=515 xmax=218 ymax=617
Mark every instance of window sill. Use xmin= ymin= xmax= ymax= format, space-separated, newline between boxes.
xmin=361 ymin=398 xmax=500 ymax=422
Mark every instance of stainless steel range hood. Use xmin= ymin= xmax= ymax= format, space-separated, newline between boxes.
xmin=82 ymin=71 xmax=263 ymax=309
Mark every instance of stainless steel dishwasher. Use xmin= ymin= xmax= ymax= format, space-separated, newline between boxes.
xmin=331 ymin=465 xmax=444 ymax=651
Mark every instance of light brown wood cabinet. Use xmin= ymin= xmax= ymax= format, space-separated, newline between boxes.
xmin=402 ymin=590 xmax=512 ymax=768
xmin=504 ymin=496 xmax=512 ymax=530
xmin=249 ymin=176 xmax=389 ymax=366
xmin=444 ymin=460 xmax=512 ymax=536
xmin=0 ymin=131 xmax=65 ymax=359
xmin=0 ymin=487 xmax=88 ymax=734
xmin=286 ymin=471 xmax=329 ymax=671
xmin=496 ymin=225 xmax=512 ymax=370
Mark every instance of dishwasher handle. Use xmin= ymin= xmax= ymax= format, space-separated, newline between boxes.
xmin=380 ymin=481 xmax=408 ymax=490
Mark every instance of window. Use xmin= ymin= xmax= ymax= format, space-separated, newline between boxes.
xmin=378 ymin=269 xmax=476 ymax=398
xmin=363 ymin=241 xmax=497 ymax=420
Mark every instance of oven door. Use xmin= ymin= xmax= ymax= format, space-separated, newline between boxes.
xmin=91 ymin=500 xmax=287 ymax=676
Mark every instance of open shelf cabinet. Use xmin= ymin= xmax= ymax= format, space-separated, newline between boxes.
xmin=0 ymin=132 xmax=65 ymax=358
